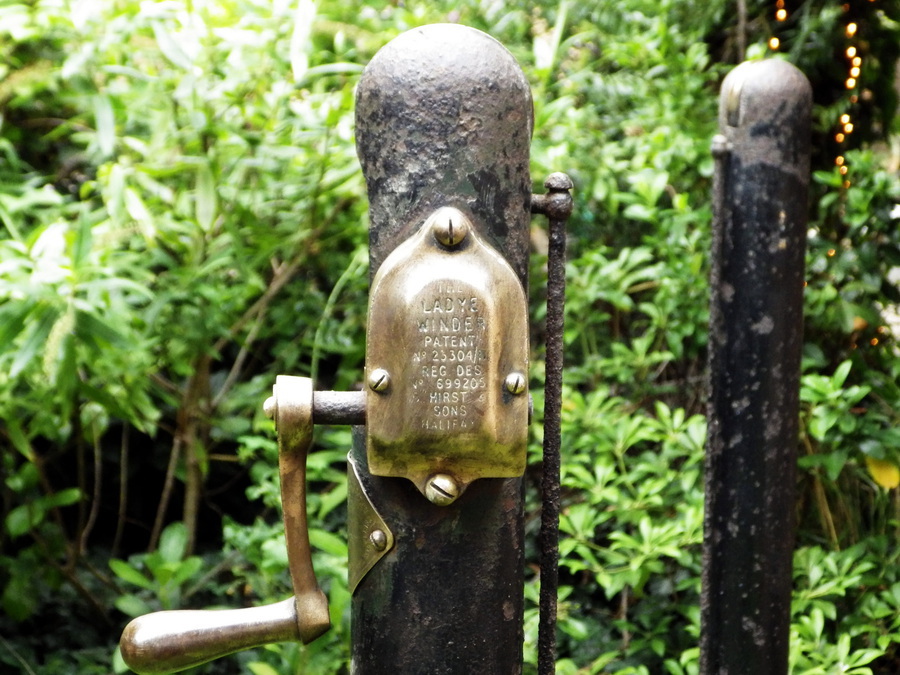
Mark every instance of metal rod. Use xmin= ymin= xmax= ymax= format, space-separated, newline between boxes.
xmin=701 ymin=59 xmax=811 ymax=674
xmin=313 ymin=390 xmax=365 ymax=425
xmin=532 ymin=173 xmax=573 ymax=675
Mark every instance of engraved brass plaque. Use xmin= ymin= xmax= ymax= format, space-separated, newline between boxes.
xmin=365 ymin=207 xmax=529 ymax=499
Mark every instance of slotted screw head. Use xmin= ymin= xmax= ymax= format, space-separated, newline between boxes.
xmin=430 ymin=207 xmax=469 ymax=247
xmin=368 ymin=368 xmax=391 ymax=393
xmin=505 ymin=372 xmax=526 ymax=395
xmin=425 ymin=474 xmax=460 ymax=506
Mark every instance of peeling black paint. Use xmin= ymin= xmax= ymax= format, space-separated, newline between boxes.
xmin=351 ymin=24 xmax=530 ymax=673
xmin=701 ymin=60 xmax=812 ymax=675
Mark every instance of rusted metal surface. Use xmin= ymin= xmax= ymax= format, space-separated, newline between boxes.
xmin=313 ymin=390 xmax=365 ymax=425
xmin=355 ymin=23 xmax=533 ymax=283
xmin=532 ymin=173 xmax=573 ymax=675
xmin=701 ymin=59 xmax=812 ymax=675
xmin=352 ymin=23 xmax=531 ymax=673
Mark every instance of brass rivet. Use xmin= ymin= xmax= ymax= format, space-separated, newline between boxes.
xmin=369 ymin=529 xmax=387 ymax=551
xmin=425 ymin=474 xmax=460 ymax=506
xmin=431 ymin=207 xmax=469 ymax=247
xmin=505 ymin=372 xmax=526 ymax=395
xmin=368 ymin=368 xmax=391 ymax=393
xmin=263 ymin=396 xmax=276 ymax=419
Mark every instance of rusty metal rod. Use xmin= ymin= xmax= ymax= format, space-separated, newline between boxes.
xmin=532 ymin=173 xmax=573 ymax=675
xmin=701 ymin=59 xmax=811 ymax=674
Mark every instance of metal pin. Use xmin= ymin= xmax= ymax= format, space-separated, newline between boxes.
xmin=368 ymin=368 xmax=391 ymax=393
xmin=424 ymin=474 xmax=460 ymax=506
xmin=431 ymin=207 xmax=469 ymax=247
xmin=505 ymin=372 xmax=526 ymax=395
xmin=369 ymin=529 xmax=388 ymax=552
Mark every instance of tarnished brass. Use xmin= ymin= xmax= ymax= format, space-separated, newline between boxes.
xmin=347 ymin=456 xmax=394 ymax=593
xmin=119 ymin=598 xmax=299 ymax=674
xmin=270 ymin=375 xmax=331 ymax=643
xmin=119 ymin=376 xmax=331 ymax=674
xmin=365 ymin=207 xmax=529 ymax=499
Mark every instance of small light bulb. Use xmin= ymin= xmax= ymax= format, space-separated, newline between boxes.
xmin=844 ymin=123 xmax=854 ymax=133
xmin=840 ymin=114 xmax=850 ymax=124
xmin=846 ymin=22 xmax=858 ymax=37
xmin=850 ymin=94 xmax=859 ymax=103
xmin=846 ymin=77 xmax=857 ymax=89
xmin=835 ymin=156 xmax=845 ymax=166
xmin=836 ymin=133 xmax=845 ymax=142
xmin=843 ymin=179 xmax=851 ymax=188
xmin=840 ymin=166 xmax=848 ymax=175
xmin=850 ymin=66 xmax=860 ymax=77
xmin=827 ymin=249 xmax=837 ymax=257
xmin=852 ymin=56 xmax=862 ymax=66
xmin=768 ymin=37 xmax=780 ymax=50
xmin=776 ymin=8 xmax=787 ymax=20
xmin=846 ymin=46 xmax=857 ymax=58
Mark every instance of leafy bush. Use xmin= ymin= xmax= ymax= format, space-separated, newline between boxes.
xmin=1 ymin=0 xmax=898 ymax=674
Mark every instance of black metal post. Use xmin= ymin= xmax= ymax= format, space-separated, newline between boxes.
xmin=701 ymin=60 xmax=812 ymax=674
xmin=351 ymin=25 xmax=532 ymax=673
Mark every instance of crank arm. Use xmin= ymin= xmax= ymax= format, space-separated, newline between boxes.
xmin=120 ymin=376 xmax=336 ymax=674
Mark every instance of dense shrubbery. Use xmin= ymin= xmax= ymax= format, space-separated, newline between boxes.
xmin=1 ymin=1 xmax=898 ymax=673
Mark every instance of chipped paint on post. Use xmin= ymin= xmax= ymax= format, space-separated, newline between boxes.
xmin=702 ymin=59 xmax=812 ymax=675
xmin=351 ymin=24 xmax=531 ymax=674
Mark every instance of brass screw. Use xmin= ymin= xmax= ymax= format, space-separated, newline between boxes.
xmin=263 ymin=396 xmax=277 ymax=419
xmin=369 ymin=529 xmax=387 ymax=552
xmin=425 ymin=474 xmax=460 ymax=506
xmin=431 ymin=207 xmax=469 ymax=247
xmin=505 ymin=372 xmax=526 ymax=395
xmin=368 ymin=368 xmax=391 ymax=393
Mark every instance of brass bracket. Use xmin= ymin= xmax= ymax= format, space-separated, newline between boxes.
xmin=365 ymin=207 xmax=530 ymax=505
xmin=347 ymin=455 xmax=394 ymax=594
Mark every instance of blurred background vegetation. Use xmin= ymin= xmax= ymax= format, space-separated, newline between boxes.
xmin=1 ymin=0 xmax=898 ymax=673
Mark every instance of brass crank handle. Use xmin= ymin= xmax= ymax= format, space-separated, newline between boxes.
xmin=267 ymin=375 xmax=331 ymax=643
xmin=120 ymin=376 xmax=334 ymax=674
xmin=120 ymin=597 xmax=300 ymax=674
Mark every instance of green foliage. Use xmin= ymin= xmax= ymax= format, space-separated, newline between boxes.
xmin=0 ymin=0 xmax=898 ymax=673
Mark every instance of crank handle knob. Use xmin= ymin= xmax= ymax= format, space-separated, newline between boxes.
xmin=120 ymin=594 xmax=329 ymax=674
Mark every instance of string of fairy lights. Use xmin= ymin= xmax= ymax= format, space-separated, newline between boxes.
xmin=767 ymin=3 xmax=890 ymax=352
xmin=768 ymin=1 xmax=868 ymax=190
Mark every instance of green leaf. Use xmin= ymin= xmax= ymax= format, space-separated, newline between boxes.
xmin=172 ymin=556 xmax=203 ymax=586
xmin=93 ymin=94 xmax=116 ymax=157
xmin=10 ymin=304 xmax=57 ymax=378
xmin=151 ymin=21 xmax=193 ymax=71
xmin=158 ymin=522 xmax=188 ymax=564
xmin=1 ymin=572 xmax=38 ymax=621
xmin=42 ymin=487 xmax=82 ymax=509
xmin=195 ymin=163 xmax=217 ymax=231
xmin=71 ymin=207 xmax=93 ymax=267
xmin=75 ymin=309 xmax=127 ymax=352
xmin=247 ymin=663 xmax=281 ymax=675
xmin=109 ymin=559 xmax=154 ymax=590
xmin=308 ymin=528 xmax=347 ymax=558
xmin=0 ymin=302 xmax=33 ymax=347
xmin=114 ymin=593 xmax=153 ymax=618
xmin=5 ymin=502 xmax=45 ymax=538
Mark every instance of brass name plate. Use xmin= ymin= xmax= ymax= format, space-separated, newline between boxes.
xmin=365 ymin=207 xmax=529 ymax=502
